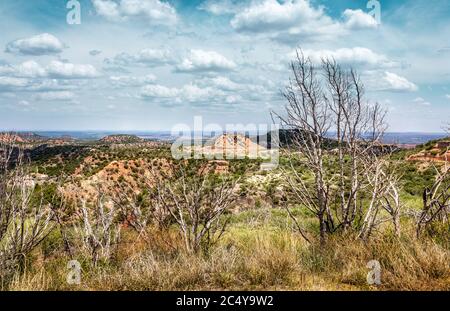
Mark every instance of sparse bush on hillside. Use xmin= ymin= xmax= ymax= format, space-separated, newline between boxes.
xmin=417 ymin=164 xmax=449 ymax=238
xmin=0 ymin=141 xmax=54 ymax=283
xmin=75 ymin=195 xmax=121 ymax=266
xmin=151 ymin=162 xmax=238 ymax=254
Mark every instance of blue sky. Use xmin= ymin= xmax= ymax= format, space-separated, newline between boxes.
xmin=0 ymin=0 xmax=449 ymax=132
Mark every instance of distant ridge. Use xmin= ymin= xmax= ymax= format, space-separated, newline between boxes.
xmin=99 ymin=134 xmax=144 ymax=144
xmin=0 ymin=132 xmax=45 ymax=143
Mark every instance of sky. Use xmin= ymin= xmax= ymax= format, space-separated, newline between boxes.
xmin=0 ymin=0 xmax=449 ymax=132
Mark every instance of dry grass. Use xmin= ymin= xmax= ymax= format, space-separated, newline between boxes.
xmin=6 ymin=222 xmax=450 ymax=291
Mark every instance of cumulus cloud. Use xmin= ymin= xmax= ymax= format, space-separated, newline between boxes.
xmin=370 ymin=71 xmax=418 ymax=92
xmin=228 ymin=1 xmax=381 ymax=44
xmin=141 ymin=84 xmax=180 ymax=98
xmin=343 ymin=9 xmax=378 ymax=30
xmin=109 ymin=74 xmax=156 ymax=87
xmin=0 ymin=60 xmax=99 ymax=95
xmin=176 ymin=50 xmax=236 ymax=73
xmin=204 ymin=76 xmax=241 ymax=91
xmin=5 ymin=33 xmax=65 ymax=56
xmin=300 ymin=47 xmax=399 ymax=68
xmin=91 ymin=0 xmax=177 ymax=25
xmin=139 ymin=74 xmax=277 ymax=109
xmin=140 ymin=82 xmax=229 ymax=106
xmin=0 ymin=60 xmax=100 ymax=79
xmin=383 ymin=72 xmax=418 ymax=92
xmin=230 ymin=0 xmax=343 ymax=44
xmin=0 ymin=75 xmax=82 ymax=93
xmin=46 ymin=61 xmax=100 ymax=79
xmin=104 ymin=48 xmax=173 ymax=69
xmin=33 ymin=91 xmax=76 ymax=101
xmin=31 ymin=81 xmax=81 ymax=92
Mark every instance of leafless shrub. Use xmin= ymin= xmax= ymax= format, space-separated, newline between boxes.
xmin=112 ymin=181 xmax=170 ymax=240
xmin=75 ymin=193 xmax=121 ymax=266
xmin=150 ymin=162 xmax=238 ymax=254
xmin=359 ymin=158 xmax=402 ymax=239
xmin=0 ymin=137 xmax=54 ymax=281
xmin=417 ymin=163 xmax=449 ymax=237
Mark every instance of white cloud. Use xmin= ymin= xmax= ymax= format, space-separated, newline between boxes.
xmin=110 ymin=74 xmax=156 ymax=86
xmin=105 ymin=48 xmax=173 ymax=69
xmin=413 ymin=97 xmax=431 ymax=106
xmin=231 ymin=0 xmax=323 ymax=32
xmin=139 ymin=75 xmax=277 ymax=108
xmin=0 ymin=77 xmax=29 ymax=88
xmin=141 ymin=82 xmax=227 ymax=105
xmin=92 ymin=0 xmax=121 ymax=20
xmin=2 ymin=60 xmax=47 ymax=78
xmin=0 ymin=76 xmax=82 ymax=93
xmin=27 ymin=80 xmax=81 ymax=92
xmin=300 ymin=47 xmax=398 ymax=68
xmin=209 ymin=76 xmax=241 ymax=91
xmin=33 ymin=91 xmax=76 ymax=101
xmin=446 ymin=94 xmax=450 ymax=100
xmin=176 ymin=49 xmax=236 ymax=73
xmin=141 ymin=84 xmax=179 ymax=98
xmin=46 ymin=61 xmax=100 ymax=79
xmin=135 ymin=49 xmax=173 ymax=65
xmin=374 ymin=72 xmax=418 ymax=92
xmin=92 ymin=0 xmax=177 ymax=25
xmin=225 ymin=94 xmax=242 ymax=104
xmin=383 ymin=72 xmax=418 ymax=92
xmin=0 ymin=60 xmax=100 ymax=79
xmin=230 ymin=0 xmax=343 ymax=44
xmin=5 ymin=33 xmax=65 ymax=56
xmin=343 ymin=9 xmax=378 ymax=30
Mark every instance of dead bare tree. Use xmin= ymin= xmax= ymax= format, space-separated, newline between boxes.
xmin=76 ymin=193 xmax=121 ymax=266
xmin=151 ymin=162 xmax=238 ymax=253
xmin=359 ymin=157 xmax=402 ymax=239
xmin=416 ymin=163 xmax=449 ymax=237
xmin=275 ymin=52 xmax=332 ymax=244
xmin=0 ymin=136 xmax=54 ymax=280
xmin=381 ymin=169 xmax=402 ymax=237
xmin=274 ymin=51 xmax=390 ymax=244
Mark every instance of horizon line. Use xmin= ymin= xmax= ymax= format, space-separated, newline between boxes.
xmin=0 ymin=129 xmax=448 ymax=135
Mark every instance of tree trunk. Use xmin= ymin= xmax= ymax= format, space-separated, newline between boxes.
xmin=393 ymin=213 xmax=401 ymax=238
xmin=318 ymin=212 xmax=327 ymax=245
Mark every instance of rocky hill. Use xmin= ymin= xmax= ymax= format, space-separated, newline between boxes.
xmin=187 ymin=133 xmax=272 ymax=159
xmin=0 ymin=132 xmax=45 ymax=144
xmin=99 ymin=134 xmax=144 ymax=144
xmin=408 ymin=138 xmax=450 ymax=163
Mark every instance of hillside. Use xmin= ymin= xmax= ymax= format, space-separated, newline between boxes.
xmin=0 ymin=132 xmax=45 ymax=144
xmin=100 ymin=134 xmax=144 ymax=144
xmin=262 ymin=129 xmax=338 ymax=149
xmin=407 ymin=138 xmax=450 ymax=163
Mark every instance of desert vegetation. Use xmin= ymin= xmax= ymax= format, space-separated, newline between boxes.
xmin=0 ymin=54 xmax=449 ymax=291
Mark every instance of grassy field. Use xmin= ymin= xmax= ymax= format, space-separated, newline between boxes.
xmin=6 ymin=207 xmax=450 ymax=291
